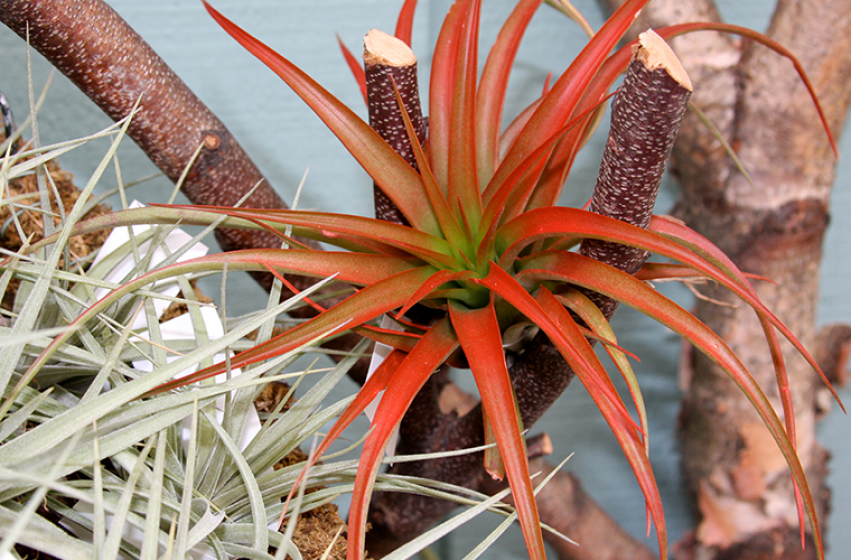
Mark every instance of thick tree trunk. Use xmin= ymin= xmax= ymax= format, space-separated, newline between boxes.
xmin=600 ymin=0 xmax=851 ymax=557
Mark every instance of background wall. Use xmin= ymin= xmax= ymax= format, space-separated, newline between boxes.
xmin=1 ymin=0 xmax=848 ymax=557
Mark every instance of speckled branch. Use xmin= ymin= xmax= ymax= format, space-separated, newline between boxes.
xmin=363 ymin=28 xmax=426 ymax=225
xmin=367 ymin=32 xmax=691 ymax=558
xmin=0 ymin=0 xmax=293 ymax=262
xmin=579 ymin=29 xmax=692 ymax=316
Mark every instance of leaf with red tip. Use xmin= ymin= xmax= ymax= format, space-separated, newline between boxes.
xmin=337 ymin=33 xmax=367 ymax=105
xmin=483 ymin=0 xmax=650 ymax=201
xmin=428 ymin=0 xmax=469 ymax=190
xmin=555 ymin=287 xmax=649 ymax=455
xmin=445 ymin=0 xmax=483 ymax=231
xmin=280 ymin=348 xmax=406 ymax=528
xmin=165 ymin=204 xmax=456 ymax=268
xmin=449 ymin=299 xmax=546 ymax=560
xmin=475 ymin=265 xmax=666 ymax=556
xmin=347 ymin=318 xmax=458 ymax=560
xmin=515 ymin=249 xmax=823 ymax=552
xmin=394 ymin=0 xmax=418 ymax=45
xmin=392 ymin=81 xmax=468 ymax=249
xmin=653 ymin=23 xmax=837 ymax=156
xmin=147 ymin=265 xmax=437 ymax=394
xmin=501 ymin=209 xmax=834 ymax=422
xmin=475 ymin=265 xmax=638 ymax=430
xmin=203 ymin=1 xmax=441 ymax=236
xmin=649 ymin=214 xmax=843 ymax=411
xmin=476 ymin=0 xmax=544 ymax=185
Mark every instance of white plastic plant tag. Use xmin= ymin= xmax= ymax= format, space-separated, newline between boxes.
xmin=89 ymin=200 xmax=209 ymax=330
xmin=364 ymin=314 xmax=401 ymax=457
xmin=131 ymin=307 xmax=262 ymax=452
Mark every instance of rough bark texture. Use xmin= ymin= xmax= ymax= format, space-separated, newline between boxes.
xmin=600 ymin=0 xmax=851 ymax=557
xmin=0 ymin=0 xmax=285 ymax=258
xmin=580 ymin=30 xmax=692 ymax=317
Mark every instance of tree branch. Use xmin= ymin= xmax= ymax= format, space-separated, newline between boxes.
xmin=0 ymin=0 xmax=287 ymax=258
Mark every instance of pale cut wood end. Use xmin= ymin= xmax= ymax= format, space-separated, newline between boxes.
xmin=364 ymin=28 xmax=416 ymax=67
xmin=635 ymin=29 xmax=693 ymax=92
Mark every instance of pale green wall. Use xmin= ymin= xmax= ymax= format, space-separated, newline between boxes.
xmin=1 ymin=0 xmax=849 ymax=557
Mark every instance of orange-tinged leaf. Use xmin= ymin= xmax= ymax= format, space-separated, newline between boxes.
xmin=394 ymin=0 xmax=418 ymax=46
xmin=392 ymin=81 xmax=468 ymax=249
xmin=337 ymin=33 xmax=367 ymax=105
xmin=475 ymin=265 xmax=666 ymax=555
xmin=428 ymin=0 xmax=469 ymax=190
xmin=203 ymin=1 xmax=442 ymax=236
xmin=280 ymin=349 xmax=406 ymax=528
xmin=649 ymin=214 xmax=843 ymax=411
xmin=476 ymin=0 xmax=544 ymax=185
xmin=535 ymin=288 xmax=667 ymax=554
xmin=164 ymin=204 xmax=456 ymax=268
xmin=347 ymin=318 xmax=458 ymax=560
xmin=484 ymin=0 xmax=650 ymax=201
xmin=449 ymin=299 xmax=546 ymax=560
xmin=446 ymin=0 xmax=483 ymax=231
xmin=556 ymin=288 xmax=649 ymax=455
xmin=475 ymin=265 xmax=638 ymax=432
xmin=146 ymin=265 xmax=437 ymax=394
xmin=516 ymin=249 xmax=823 ymax=553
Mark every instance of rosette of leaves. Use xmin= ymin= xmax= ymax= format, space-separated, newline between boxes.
xmin=19 ymin=0 xmax=842 ymax=558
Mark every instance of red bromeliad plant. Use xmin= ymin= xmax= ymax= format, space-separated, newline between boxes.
xmin=20 ymin=0 xmax=843 ymax=558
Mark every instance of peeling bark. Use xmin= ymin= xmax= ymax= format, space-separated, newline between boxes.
xmin=600 ymin=0 xmax=851 ymax=557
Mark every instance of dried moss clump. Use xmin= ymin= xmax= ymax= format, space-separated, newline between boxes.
xmin=1 ymin=157 xmax=111 ymax=309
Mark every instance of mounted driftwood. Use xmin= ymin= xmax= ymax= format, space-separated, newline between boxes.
xmin=600 ymin=0 xmax=851 ymax=558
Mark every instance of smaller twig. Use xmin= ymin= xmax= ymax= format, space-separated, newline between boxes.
xmin=363 ymin=29 xmax=426 ymax=225
xmin=579 ymin=29 xmax=692 ymax=316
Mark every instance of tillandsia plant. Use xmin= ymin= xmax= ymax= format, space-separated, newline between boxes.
xmin=14 ymin=0 xmax=843 ymax=558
